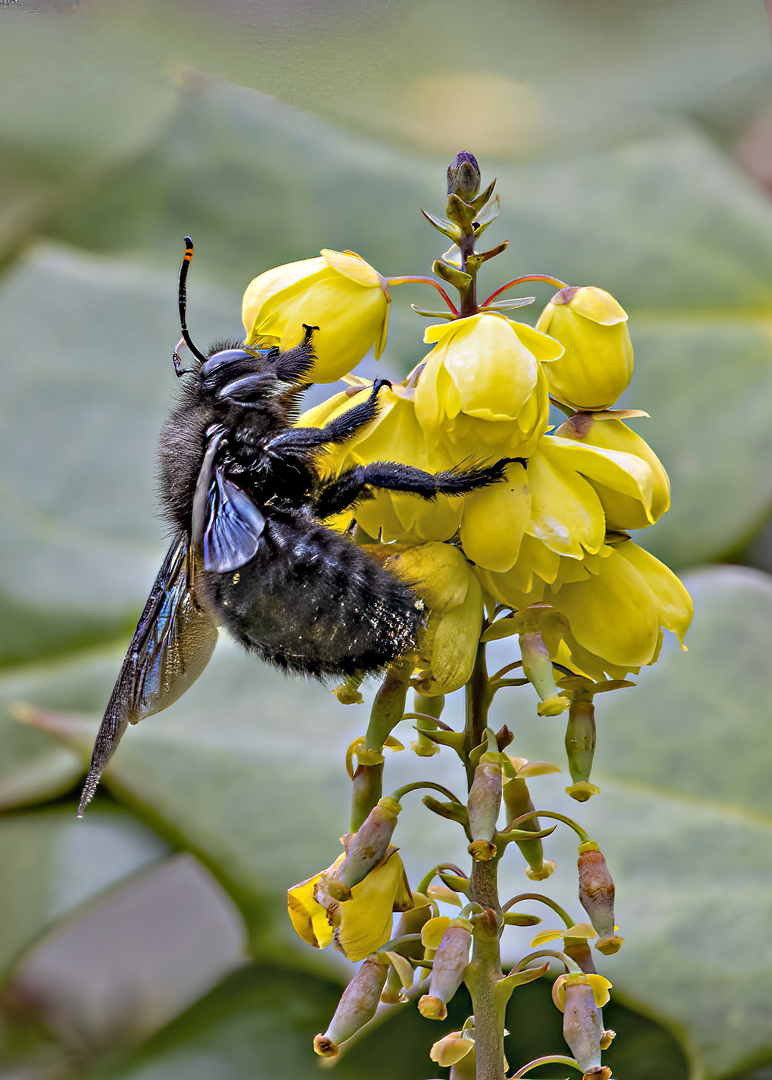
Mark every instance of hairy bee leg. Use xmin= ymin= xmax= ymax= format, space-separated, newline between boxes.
xmin=264 ymin=379 xmax=390 ymax=461
xmin=271 ymin=325 xmax=318 ymax=384
xmin=315 ymin=458 xmax=517 ymax=518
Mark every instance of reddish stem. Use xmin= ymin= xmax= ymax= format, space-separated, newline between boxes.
xmin=482 ymin=274 xmax=568 ymax=308
xmin=387 ymin=275 xmax=459 ymax=316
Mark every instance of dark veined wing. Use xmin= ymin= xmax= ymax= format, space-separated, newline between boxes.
xmin=191 ymin=427 xmax=266 ymax=573
xmin=78 ymin=535 xmax=219 ymax=816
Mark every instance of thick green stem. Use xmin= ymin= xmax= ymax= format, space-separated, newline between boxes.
xmin=463 ymin=641 xmax=490 ymax=787
xmin=463 ymin=640 xmax=506 ymax=1080
xmin=351 ymin=660 xmax=412 ymax=830
xmin=464 ymin=909 xmax=506 ymax=1080
xmin=457 ymin=228 xmax=478 ymax=317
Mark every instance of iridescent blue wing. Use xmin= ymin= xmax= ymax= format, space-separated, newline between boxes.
xmin=191 ymin=428 xmax=266 ymax=573
xmin=78 ymin=535 xmax=218 ymax=815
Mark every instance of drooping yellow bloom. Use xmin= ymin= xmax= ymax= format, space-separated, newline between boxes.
xmin=367 ymin=542 xmax=484 ymax=696
xmin=547 ymin=540 xmax=693 ymax=680
xmin=242 ymin=250 xmax=390 ymax=382
xmin=287 ymin=846 xmax=412 ymax=962
xmin=536 ymin=286 xmax=633 ymax=411
xmin=414 ymin=313 xmax=562 ymax=456
xmin=553 ymin=413 xmax=670 ymax=530
xmin=301 ymin=382 xmax=492 ymax=544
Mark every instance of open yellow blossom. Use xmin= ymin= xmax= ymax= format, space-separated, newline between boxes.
xmin=547 ymin=540 xmax=693 ymax=680
xmin=242 ymin=249 xmax=390 ymax=382
xmin=301 ymin=383 xmax=482 ymax=543
xmin=287 ymin=847 xmax=412 ymax=962
xmin=554 ymin=414 xmax=670 ymax=530
xmin=414 ymin=313 xmax=561 ymax=456
xmin=367 ymin=542 xmax=484 ymax=696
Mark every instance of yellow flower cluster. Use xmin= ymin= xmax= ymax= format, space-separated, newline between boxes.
xmin=245 ymin=253 xmax=691 ymax=684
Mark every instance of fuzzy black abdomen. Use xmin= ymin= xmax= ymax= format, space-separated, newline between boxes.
xmin=199 ymin=515 xmax=423 ymax=678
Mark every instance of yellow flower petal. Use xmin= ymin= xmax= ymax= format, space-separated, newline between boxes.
xmin=525 ymin=447 xmax=606 ymax=558
xmin=549 ymin=547 xmax=660 ymax=669
xmin=459 ymin=461 xmax=530 ymax=573
xmin=616 ymin=543 xmax=693 ymax=646
xmin=335 ymin=849 xmax=411 ymax=962
xmin=243 ymin=251 xmax=390 ymax=381
xmin=536 ymin=286 xmax=633 ymax=410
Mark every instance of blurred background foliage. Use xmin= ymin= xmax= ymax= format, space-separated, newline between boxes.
xmin=1 ymin=1 xmax=772 ymax=1078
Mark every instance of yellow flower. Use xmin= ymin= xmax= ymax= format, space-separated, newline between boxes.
xmin=536 ymin=286 xmax=633 ymax=410
xmin=414 ymin=313 xmax=561 ymax=456
xmin=461 ymin=439 xmax=607 ymax=577
xmin=430 ymin=1029 xmax=475 ymax=1068
xmin=368 ymin=542 xmax=484 ymax=695
xmin=300 ymin=383 xmax=475 ymax=543
xmin=287 ymin=846 xmax=412 ymax=962
xmin=242 ymin=250 xmax=390 ymax=382
xmin=546 ymin=540 xmax=693 ymax=680
xmin=553 ymin=413 xmax=670 ymax=530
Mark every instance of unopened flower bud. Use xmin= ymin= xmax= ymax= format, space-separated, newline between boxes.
xmin=314 ymin=953 xmax=389 ymax=1057
xmin=520 ymin=632 xmax=569 ymax=715
xmin=562 ymin=977 xmax=604 ymax=1072
xmin=578 ymin=841 xmax=623 ymax=954
xmin=330 ymin=797 xmax=402 ymax=898
xmin=536 ymin=285 xmax=633 ymax=411
xmin=565 ymin=697 xmax=598 ymax=800
xmin=467 ymin=760 xmax=502 ymax=861
xmin=503 ymin=774 xmax=555 ymax=880
xmin=418 ymin=918 xmax=473 ymax=1019
xmin=447 ymin=152 xmax=481 ymax=200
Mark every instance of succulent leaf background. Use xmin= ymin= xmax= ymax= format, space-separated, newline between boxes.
xmin=1 ymin=2 xmax=771 ymax=1079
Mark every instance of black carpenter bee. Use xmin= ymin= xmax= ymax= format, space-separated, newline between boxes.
xmin=78 ymin=238 xmax=508 ymax=815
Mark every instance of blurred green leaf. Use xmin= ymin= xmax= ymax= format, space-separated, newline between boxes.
xmin=0 ymin=806 xmax=169 ymax=982
xmin=0 ymin=244 xmax=235 ymax=665
xmin=0 ymin=3 xmax=179 ymax=258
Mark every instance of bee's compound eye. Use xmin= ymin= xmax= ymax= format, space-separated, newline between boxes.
xmin=200 ymin=349 xmax=254 ymax=380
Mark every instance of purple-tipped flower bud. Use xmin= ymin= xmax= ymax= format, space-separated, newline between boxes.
xmin=447 ymin=152 xmax=481 ymax=200
xmin=418 ymin=918 xmax=473 ymax=1019
xmin=578 ymin=841 xmax=623 ymax=954
xmin=467 ymin=760 xmax=502 ymax=862
xmin=565 ymin=697 xmax=599 ymax=801
xmin=328 ymin=797 xmax=402 ymax=900
xmin=314 ymin=954 xmax=389 ymax=1057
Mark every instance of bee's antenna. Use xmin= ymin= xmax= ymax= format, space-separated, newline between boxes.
xmin=174 ymin=236 xmax=208 ymax=375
